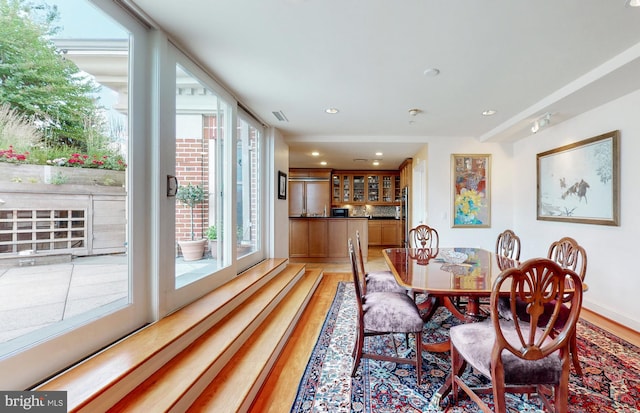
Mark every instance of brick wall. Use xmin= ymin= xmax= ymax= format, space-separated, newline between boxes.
xmin=176 ymin=137 xmax=209 ymax=242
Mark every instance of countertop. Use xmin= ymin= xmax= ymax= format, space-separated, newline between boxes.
xmin=289 ymin=216 xmax=399 ymax=220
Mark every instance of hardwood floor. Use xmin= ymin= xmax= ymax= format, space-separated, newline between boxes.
xmin=249 ymin=272 xmax=350 ymax=413
xmin=249 ymin=247 xmax=640 ymax=412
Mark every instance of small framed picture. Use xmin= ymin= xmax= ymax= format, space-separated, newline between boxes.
xmin=278 ymin=170 xmax=287 ymax=200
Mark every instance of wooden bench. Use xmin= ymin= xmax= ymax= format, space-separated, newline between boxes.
xmin=37 ymin=259 xmax=323 ymax=412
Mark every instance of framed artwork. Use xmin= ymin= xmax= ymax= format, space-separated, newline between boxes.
xmin=452 ymin=154 xmax=491 ymax=228
xmin=278 ymin=170 xmax=287 ymax=200
xmin=537 ymin=130 xmax=619 ymax=226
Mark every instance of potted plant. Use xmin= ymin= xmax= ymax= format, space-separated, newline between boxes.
xmin=176 ymin=183 xmax=206 ymax=261
xmin=206 ymin=225 xmax=218 ymax=258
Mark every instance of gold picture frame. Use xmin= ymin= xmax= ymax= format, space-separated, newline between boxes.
xmin=536 ymin=130 xmax=620 ymax=226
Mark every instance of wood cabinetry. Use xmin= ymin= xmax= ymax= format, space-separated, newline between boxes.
xmin=332 ymin=170 xmax=400 ymax=206
xmin=289 ymin=219 xmax=309 ymax=257
xmin=368 ymin=219 xmax=401 ymax=246
xmin=289 ymin=169 xmax=331 ymax=217
xmin=289 ymin=218 xmax=368 ymax=262
xmin=289 ymin=218 xmax=328 ymax=257
xmin=400 ymin=158 xmax=412 ymax=190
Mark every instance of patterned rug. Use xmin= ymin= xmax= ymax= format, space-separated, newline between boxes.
xmin=291 ymin=282 xmax=640 ymax=412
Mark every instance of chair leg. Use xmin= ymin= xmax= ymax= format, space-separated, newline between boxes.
xmin=415 ymin=331 xmax=422 ymax=384
xmin=570 ymin=330 xmax=583 ymax=375
xmin=351 ymin=329 xmax=364 ymax=377
xmin=491 ymin=364 xmax=507 ymax=413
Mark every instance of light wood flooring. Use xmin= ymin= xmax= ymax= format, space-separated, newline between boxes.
xmin=249 ymin=247 xmax=640 ymax=412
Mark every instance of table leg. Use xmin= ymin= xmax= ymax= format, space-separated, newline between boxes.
xmin=431 ymin=351 xmax=466 ymax=408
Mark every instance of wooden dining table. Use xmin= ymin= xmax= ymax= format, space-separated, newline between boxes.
xmin=382 ymin=246 xmax=584 ymax=406
xmin=382 ymin=246 xmax=520 ymax=405
xmin=382 ymin=247 xmax=519 ymax=352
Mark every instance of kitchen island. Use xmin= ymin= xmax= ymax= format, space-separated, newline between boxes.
xmin=289 ymin=217 xmax=368 ymax=263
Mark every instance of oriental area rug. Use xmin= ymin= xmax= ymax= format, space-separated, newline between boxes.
xmin=291 ymin=282 xmax=640 ymax=413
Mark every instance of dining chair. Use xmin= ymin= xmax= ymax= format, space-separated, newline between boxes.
xmin=495 ymin=229 xmax=521 ymax=260
xmin=355 ymin=230 xmax=407 ymax=294
xmin=449 ymin=258 xmax=583 ymax=413
xmin=408 ymin=224 xmax=439 ymax=249
xmin=407 ymin=224 xmax=439 ymax=303
xmin=547 ymin=236 xmax=587 ymax=375
xmin=348 ymin=239 xmax=425 ymax=384
xmin=494 ymin=229 xmax=522 ymax=315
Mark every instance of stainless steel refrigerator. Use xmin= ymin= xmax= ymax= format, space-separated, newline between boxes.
xmin=401 ymin=186 xmax=409 ymax=247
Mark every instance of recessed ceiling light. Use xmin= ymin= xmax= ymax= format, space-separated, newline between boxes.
xmin=311 ymin=151 xmax=319 ymax=156
xmin=625 ymin=0 xmax=640 ymax=7
xmin=325 ymin=108 xmax=339 ymax=114
xmin=372 ymin=160 xmax=380 ymax=166
xmin=375 ymin=152 xmax=383 ymax=156
xmin=423 ymin=68 xmax=440 ymax=77
xmin=482 ymin=109 xmax=497 ymax=116
xmin=320 ymin=161 xmax=327 ymax=166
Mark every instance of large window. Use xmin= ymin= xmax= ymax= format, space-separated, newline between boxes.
xmin=236 ymin=114 xmax=262 ymax=260
xmin=174 ymin=64 xmax=231 ymax=288
xmin=0 ymin=0 xmax=150 ymax=390
xmin=0 ymin=0 xmax=268 ymax=390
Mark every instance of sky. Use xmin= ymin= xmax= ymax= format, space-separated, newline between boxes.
xmin=49 ymin=0 xmax=127 ymax=38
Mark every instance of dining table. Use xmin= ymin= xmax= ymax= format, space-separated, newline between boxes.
xmin=382 ymin=246 xmax=584 ymax=406
xmin=383 ymin=247 xmax=519 ymax=340
xmin=382 ymin=246 xmax=519 ymax=405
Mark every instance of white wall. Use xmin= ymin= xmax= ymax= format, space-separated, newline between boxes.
xmin=270 ymin=127 xmax=290 ymax=259
xmin=409 ymin=137 xmax=517 ymax=250
xmin=512 ymin=89 xmax=640 ymax=331
xmin=405 ymin=90 xmax=639 ymax=330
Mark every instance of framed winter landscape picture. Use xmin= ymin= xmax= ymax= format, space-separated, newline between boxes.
xmin=536 ymin=130 xmax=620 ymax=226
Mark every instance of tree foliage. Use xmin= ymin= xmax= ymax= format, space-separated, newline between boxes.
xmin=0 ymin=0 xmax=104 ymax=150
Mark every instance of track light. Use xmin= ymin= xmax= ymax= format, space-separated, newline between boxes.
xmin=531 ymin=113 xmax=552 ymax=134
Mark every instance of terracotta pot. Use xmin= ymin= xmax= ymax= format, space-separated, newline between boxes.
xmin=178 ymin=239 xmax=206 ymax=261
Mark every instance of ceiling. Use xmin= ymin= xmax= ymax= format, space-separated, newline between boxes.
xmin=129 ymin=0 xmax=640 ymax=170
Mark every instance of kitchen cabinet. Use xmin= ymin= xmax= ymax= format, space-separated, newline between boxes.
xmin=289 ymin=218 xmax=368 ymax=262
xmin=332 ymin=170 xmax=399 ymax=206
xmin=368 ymin=219 xmax=401 ymax=246
xmin=289 ymin=219 xmax=309 ymax=257
xmin=289 ymin=218 xmax=328 ymax=257
xmin=289 ymin=180 xmax=330 ymax=217
xmin=289 ymin=168 xmax=331 ymax=217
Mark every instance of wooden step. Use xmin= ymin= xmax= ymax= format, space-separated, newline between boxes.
xmin=187 ymin=268 xmax=323 ymax=413
xmin=106 ymin=264 xmax=316 ymax=412
xmin=36 ymin=258 xmax=290 ymax=412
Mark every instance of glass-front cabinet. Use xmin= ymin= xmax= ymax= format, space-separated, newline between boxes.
xmin=332 ymin=171 xmax=399 ymax=205
xmin=353 ymin=175 xmax=365 ymax=202
xmin=367 ymin=175 xmax=379 ymax=202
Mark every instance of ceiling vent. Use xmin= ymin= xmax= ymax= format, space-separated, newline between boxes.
xmin=353 ymin=158 xmax=368 ymax=163
xmin=272 ymin=110 xmax=289 ymax=122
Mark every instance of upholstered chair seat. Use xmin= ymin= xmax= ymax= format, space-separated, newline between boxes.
xmin=362 ymin=291 xmax=424 ymax=333
xmin=366 ymin=270 xmax=407 ymax=294
xmin=355 ymin=231 xmax=408 ymax=295
xmin=450 ymin=320 xmax=562 ymax=385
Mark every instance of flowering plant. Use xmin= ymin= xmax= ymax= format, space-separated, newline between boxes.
xmin=45 ymin=153 xmax=127 ymax=170
xmin=0 ymin=146 xmax=28 ymax=162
